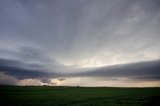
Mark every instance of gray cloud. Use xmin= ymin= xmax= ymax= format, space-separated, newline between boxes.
xmin=66 ymin=60 xmax=160 ymax=81
xmin=0 ymin=56 xmax=54 ymax=79
xmin=0 ymin=0 xmax=160 ymax=86
xmin=0 ymin=58 xmax=160 ymax=85
xmin=0 ymin=72 xmax=18 ymax=85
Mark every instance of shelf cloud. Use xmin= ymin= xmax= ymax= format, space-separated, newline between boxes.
xmin=0 ymin=0 xmax=160 ymax=87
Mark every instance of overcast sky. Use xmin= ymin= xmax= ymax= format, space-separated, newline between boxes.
xmin=0 ymin=0 xmax=160 ymax=87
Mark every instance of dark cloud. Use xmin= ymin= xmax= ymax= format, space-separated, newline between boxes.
xmin=57 ymin=78 xmax=66 ymax=81
xmin=0 ymin=58 xmax=160 ymax=85
xmin=0 ymin=72 xmax=17 ymax=85
xmin=68 ymin=60 xmax=160 ymax=81
xmin=0 ymin=58 xmax=53 ymax=79
xmin=0 ymin=0 xmax=160 ymax=86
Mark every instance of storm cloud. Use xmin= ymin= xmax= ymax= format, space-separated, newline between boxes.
xmin=0 ymin=0 xmax=160 ymax=86
xmin=70 ymin=60 xmax=160 ymax=81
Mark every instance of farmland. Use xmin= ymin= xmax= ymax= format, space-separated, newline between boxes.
xmin=0 ymin=86 xmax=160 ymax=106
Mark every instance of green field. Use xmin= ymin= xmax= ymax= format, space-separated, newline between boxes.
xmin=0 ymin=86 xmax=160 ymax=106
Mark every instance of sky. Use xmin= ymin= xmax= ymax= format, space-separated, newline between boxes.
xmin=0 ymin=0 xmax=160 ymax=87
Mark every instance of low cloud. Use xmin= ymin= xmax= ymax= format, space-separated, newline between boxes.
xmin=0 ymin=72 xmax=56 ymax=86
xmin=49 ymin=77 xmax=160 ymax=87
xmin=0 ymin=72 xmax=18 ymax=85
xmin=57 ymin=78 xmax=66 ymax=81
xmin=17 ymin=78 xmax=49 ymax=86
xmin=70 ymin=60 xmax=160 ymax=81
xmin=0 ymin=56 xmax=160 ymax=87
xmin=0 ymin=58 xmax=53 ymax=79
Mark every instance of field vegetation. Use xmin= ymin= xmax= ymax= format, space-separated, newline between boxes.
xmin=0 ymin=85 xmax=160 ymax=106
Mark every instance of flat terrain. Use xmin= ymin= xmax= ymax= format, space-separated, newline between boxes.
xmin=0 ymin=86 xmax=160 ymax=106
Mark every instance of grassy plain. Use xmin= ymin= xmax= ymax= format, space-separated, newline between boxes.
xmin=0 ymin=85 xmax=160 ymax=106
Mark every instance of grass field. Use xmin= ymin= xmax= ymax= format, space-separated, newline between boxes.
xmin=0 ymin=86 xmax=160 ymax=106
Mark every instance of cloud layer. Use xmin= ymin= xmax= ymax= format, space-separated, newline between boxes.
xmin=0 ymin=0 xmax=160 ymax=86
xmin=0 ymin=58 xmax=160 ymax=87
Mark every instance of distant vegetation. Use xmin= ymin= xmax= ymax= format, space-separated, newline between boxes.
xmin=0 ymin=85 xmax=160 ymax=106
